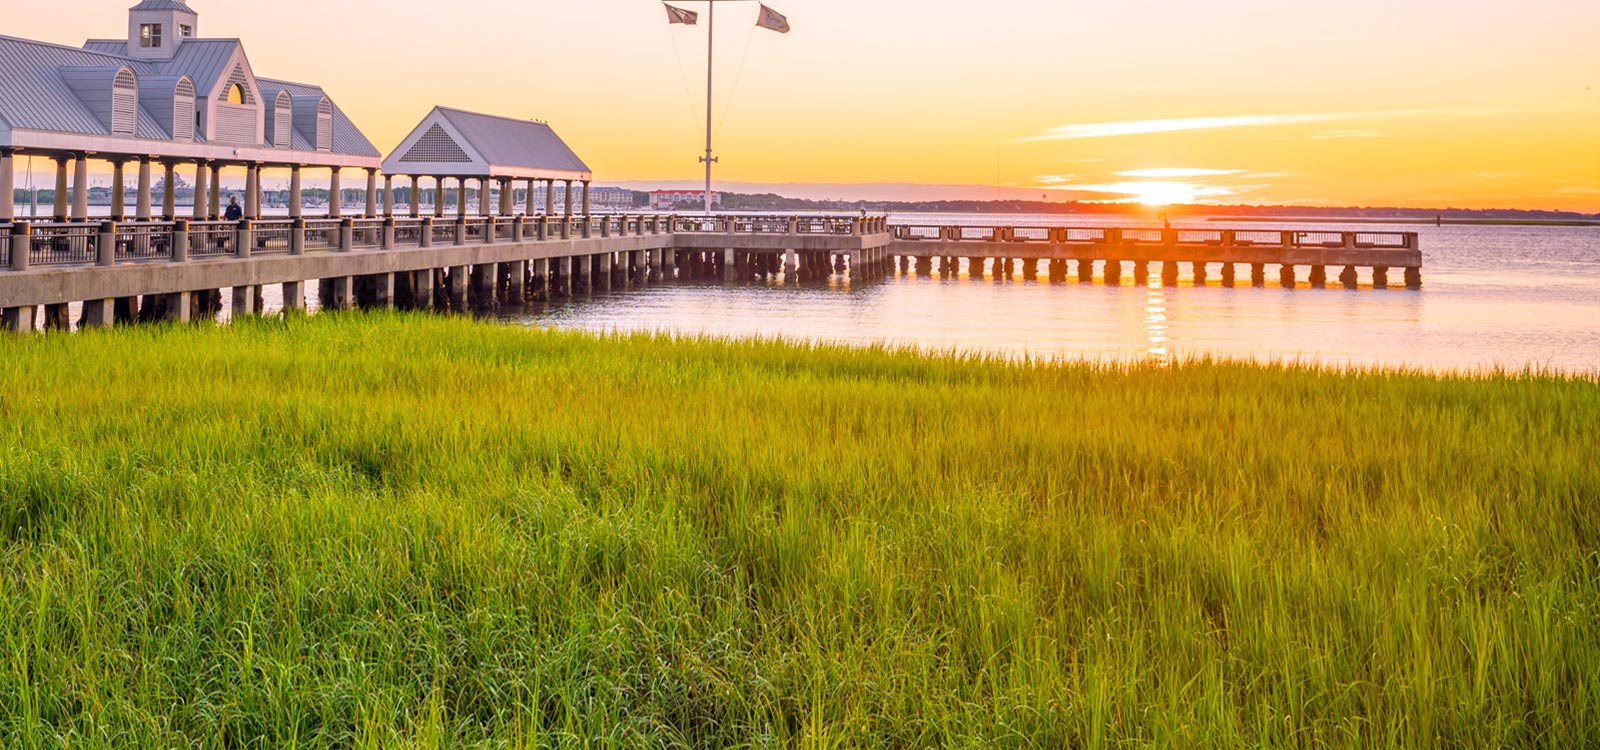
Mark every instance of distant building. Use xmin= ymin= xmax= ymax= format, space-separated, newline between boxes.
xmin=529 ymin=185 xmax=633 ymax=212
xmin=650 ymin=189 xmax=721 ymax=210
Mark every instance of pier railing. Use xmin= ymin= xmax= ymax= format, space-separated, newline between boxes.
xmin=38 ymin=215 xmax=1473 ymax=278
xmin=890 ymin=225 xmax=1418 ymax=251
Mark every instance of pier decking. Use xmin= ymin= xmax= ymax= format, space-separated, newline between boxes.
xmin=0 ymin=214 xmax=1421 ymax=332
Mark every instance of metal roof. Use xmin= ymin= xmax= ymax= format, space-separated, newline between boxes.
xmin=435 ymin=107 xmax=590 ymax=174
xmin=85 ymin=38 xmax=241 ymax=96
xmin=1 ymin=32 xmax=377 ymax=163
xmin=129 ymin=0 xmax=197 ymax=11
xmin=0 ymin=35 xmax=168 ymax=140
xmin=257 ymin=78 xmax=380 ymax=158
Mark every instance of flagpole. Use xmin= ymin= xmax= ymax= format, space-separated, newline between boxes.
xmin=701 ymin=1 xmax=716 ymax=216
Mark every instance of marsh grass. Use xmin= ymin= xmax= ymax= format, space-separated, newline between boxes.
xmin=0 ymin=312 xmax=1596 ymax=748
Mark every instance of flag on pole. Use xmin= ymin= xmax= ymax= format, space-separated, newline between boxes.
xmin=755 ymin=4 xmax=790 ymax=33
xmin=663 ymin=3 xmax=698 ymax=25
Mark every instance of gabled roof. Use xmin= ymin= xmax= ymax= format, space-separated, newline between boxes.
xmin=84 ymin=38 xmax=242 ymax=96
xmin=130 ymin=0 xmax=197 ymax=11
xmin=0 ymin=34 xmax=168 ymax=140
xmin=257 ymin=77 xmax=380 ymax=158
xmin=432 ymin=107 xmax=590 ymax=173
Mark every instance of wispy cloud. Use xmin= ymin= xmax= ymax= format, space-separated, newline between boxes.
xmin=1017 ymin=108 xmax=1539 ymax=142
xmin=1311 ymin=128 xmax=1387 ymax=140
xmin=1116 ymin=168 xmax=1246 ymax=178
xmin=1017 ymin=113 xmax=1338 ymax=142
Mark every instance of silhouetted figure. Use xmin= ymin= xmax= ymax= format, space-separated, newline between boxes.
xmin=225 ymin=196 xmax=243 ymax=221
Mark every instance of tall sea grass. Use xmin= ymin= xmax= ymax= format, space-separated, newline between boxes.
xmin=0 ymin=312 xmax=1596 ymax=748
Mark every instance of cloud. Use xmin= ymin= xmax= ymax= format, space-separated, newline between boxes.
xmin=1017 ymin=108 xmax=1542 ymax=142
xmin=1555 ymin=186 xmax=1600 ymax=195
xmin=1040 ymin=180 xmax=1245 ymax=202
xmin=1017 ymin=113 xmax=1339 ymax=141
xmin=1311 ymin=128 xmax=1388 ymax=140
xmin=1116 ymin=168 xmax=1246 ymax=178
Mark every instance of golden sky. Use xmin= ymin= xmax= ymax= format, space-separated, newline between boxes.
xmin=13 ymin=0 xmax=1600 ymax=210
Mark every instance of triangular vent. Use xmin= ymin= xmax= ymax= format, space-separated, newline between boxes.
xmin=400 ymin=124 xmax=471 ymax=163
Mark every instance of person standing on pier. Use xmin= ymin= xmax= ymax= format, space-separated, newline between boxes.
xmin=225 ymin=196 xmax=243 ymax=222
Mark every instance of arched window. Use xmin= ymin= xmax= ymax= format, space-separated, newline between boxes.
xmin=316 ymin=98 xmax=334 ymax=152
xmin=227 ymin=83 xmax=246 ymax=105
xmin=111 ymin=67 xmax=138 ymax=135
xmin=173 ymin=77 xmax=196 ymax=141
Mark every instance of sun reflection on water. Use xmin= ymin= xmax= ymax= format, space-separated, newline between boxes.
xmin=1144 ymin=279 xmax=1171 ymax=367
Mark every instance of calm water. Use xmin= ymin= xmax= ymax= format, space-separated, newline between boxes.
xmin=507 ymin=214 xmax=1600 ymax=374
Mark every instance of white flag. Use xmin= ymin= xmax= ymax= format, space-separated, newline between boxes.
xmin=756 ymin=4 xmax=790 ymax=33
xmin=664 ymin=3 xmax=698 ymax=25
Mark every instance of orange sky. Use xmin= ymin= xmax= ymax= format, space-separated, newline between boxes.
xmin=12 ymin=0 xmax=1600 ymax=210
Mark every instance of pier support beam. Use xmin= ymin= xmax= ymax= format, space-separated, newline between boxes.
xmin=1134 ymin=262 xmax=1149 ymax=286
xmin=372 ymin=273 xmax=396 ymax=309
xmin=598 ymin=254 xmax=614 ymax=291
xmin=1078 ymin=259 xmax=1094 ymax=284
xmin=1279 ymin=264 xmax=1297 ymax=289
xmin=282 ymin=281 xmax=305 ymax=312
xmin=163 ymin=291 xmax=192 ymax=323
xmin=1161 ymin=261 xmax=1178 ymax=287
xmin=1372 ymin=266 xmax=1389 ymax=290
xmin=4 ymin=306 xmax=38 ymax=333
xmin=448 ymin=266 xmax=469 ymax=310
xmin=1404 ymin=267 xmax=1421 ymax=289
xmin=472 ymin=263 xmax=498 ymax=309
xmin=1192 ymin=262 xmax=1207 ymax=286
xmin=81 ymin=299 xmax=116 ymax=329
xmin=1309 ymin=266 xmax=1327 ymax=289
xmin=231 ymin=285 xmax=258 ymax=317
xmin=1104 ymin=260 xmax=1122 ymax=285
xmin=1340 ymin=265 xmax=1358 ymax=289
xmin=1221 ymin=263 xmax=1236 ymax=287
xmin=322 ymin=277 xmax=354 ymax=310
xmin=532 ymin=259 xmax=550 ymax=300
xmin=1251 ymin=263 xmax=1266 ymax=287
xmin=508 ymin=260 xmax=528 ymax=305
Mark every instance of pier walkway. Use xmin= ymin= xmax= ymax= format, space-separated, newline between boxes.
xmin=0 ymin=215 xmax=1420 ymax=332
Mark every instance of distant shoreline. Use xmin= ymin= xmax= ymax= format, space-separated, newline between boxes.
xmin=1205 ymin=216 xmax=1600 ymax=227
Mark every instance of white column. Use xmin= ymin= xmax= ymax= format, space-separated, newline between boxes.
xmin=582 ymin=180 xmax=591 ymax=216
xmin=136 ymin=158 xmax=152 ymax=221
xmin=244 ymin=163 xmax=260 ymax=219
xmin=365 ymin=168 xmax=378 ymax=217
xmin=109 ymin=160 xmax=126 ymax=220
xmin=524 ymin=178 xmax=537 ymax=215
xmin=455 ymin=178 xmax=467 ymax=218
xmin=72 ymin=154 xmax=90 ymax=222
xmin=191 ymin=160 xmax=209 ymax=220
xmin=563 ymin=180 xmax=573 ymax=217
xmin=499 ymin=178 xmax=513 ymax=216
xmin=161 ymin=162 xmax=176 ymax=220
xmin=383 ymin=174 xmax=394 ymax=217
xmin=544 ymin=179 xmax=554 ymax=215
xmin=208 ymin=162 xmax=221 ymax=220
xmin=53 ymin=156 xmax=69 ymax=221
xmin=479 ymin=177 xmax=492 ymax=217
xmin=0 ymin=149 xmax=14 ymax=222
xmin=288 ymin=165 xmax=302 ymax=218
xmin=327 ymin=168 xmax=341 ymax=218
xmin=433 ymin=176 xmax=445 ymax=217
xmin=409 ymin=176 xmax=420 ymax=218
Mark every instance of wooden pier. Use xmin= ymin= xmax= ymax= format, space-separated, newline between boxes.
xmin=887 ymin=224 xmax=1422 ymax=289
xmin=0 ymin=214 xmax=1422 ymax=332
